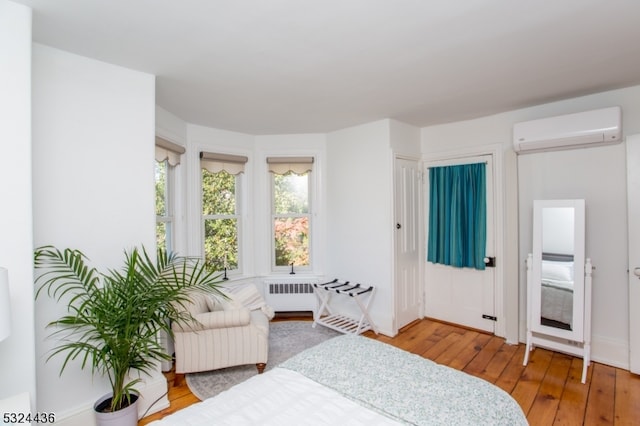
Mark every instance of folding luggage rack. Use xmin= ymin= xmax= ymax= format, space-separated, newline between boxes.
xmin=312 ymin=279 xmax=378 ymax=335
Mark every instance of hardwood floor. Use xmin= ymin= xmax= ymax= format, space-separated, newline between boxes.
xmin=139 ymin=318 xmax=640 ymax=425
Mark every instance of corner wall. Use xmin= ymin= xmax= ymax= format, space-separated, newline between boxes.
xmin=31 ymin=44 xmax=159 ymax=423
xmin=326 ymin=120 xmax=395 ymax=335
xmin=0 ymin=0 xmax=37 ymax=407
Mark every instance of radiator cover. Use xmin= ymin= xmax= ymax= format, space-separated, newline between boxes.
xmin=263 ymin=279 xmax=317 ymax=312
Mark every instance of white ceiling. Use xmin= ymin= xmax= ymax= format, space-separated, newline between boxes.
xmin=16 ymin=0 xmax=640 ymax=134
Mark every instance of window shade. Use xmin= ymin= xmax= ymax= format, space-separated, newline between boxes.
xmin=267 ymin=156 xmax=314 ymax=174
xmin=155 ymin=136 xmax=186 ymax=166
xmin=200 ymin=151 xmax=248 ymax=175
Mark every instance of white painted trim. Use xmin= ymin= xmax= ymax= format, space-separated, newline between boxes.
xmin=425 ymin=155 xmax=490 ymax=168
xmin=253 ymin=146 xmax=326 ymax=277
xmin=423 ymin=144 xmax=508 ymax=339
xmin=186 ymin=139 xmax=254 ymax=270
xmin=591 ymin=333 xmax=629 ymax=370
xmin=52 ymin=374 xmax=169 ymax=426
xmin=0 ymin=393 xmax=31 ymax=424
xmin=392 ymin=155 xmax=424 ymax=335
xmin=627 ymin=134 xmax=640 ymax=373
xmin=153 ymin=131 xmax=187 ymax=254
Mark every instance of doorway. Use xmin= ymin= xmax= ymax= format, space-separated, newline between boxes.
xmin=394 ymin=157 xmax=423 ymax=332
xmin=424 ymin=152 xmax=500 ymax=333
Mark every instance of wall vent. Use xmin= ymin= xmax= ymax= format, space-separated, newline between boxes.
xmin=268 ymin=282 xmax=314 ymax=295
xmin=263 ymin=279 xmax=317 ymax=312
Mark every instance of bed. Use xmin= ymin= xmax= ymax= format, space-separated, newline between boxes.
xmin=150 ymin=334 xmax=527 ymax=425
xmin=540 ymin=253 xmax=575 ymax=329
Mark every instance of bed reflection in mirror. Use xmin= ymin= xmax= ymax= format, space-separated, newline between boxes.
xmin=540 ymin=207 xmax=575 ymax=330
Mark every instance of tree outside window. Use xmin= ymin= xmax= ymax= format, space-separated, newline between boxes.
xmin=273 ymin=172 xmax=310 ymax=268
xmin=202 ymin=169 xmax=239 ymax=271
xmin=155 ymin=160 xmax=172 ymax=252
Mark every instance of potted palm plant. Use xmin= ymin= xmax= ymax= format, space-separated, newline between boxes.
xmin=34 ymin=245 xmax=225 ymax=426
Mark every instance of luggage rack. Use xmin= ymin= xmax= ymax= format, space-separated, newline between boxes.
xmin=312 ymin=279 xmax=378 ymax=335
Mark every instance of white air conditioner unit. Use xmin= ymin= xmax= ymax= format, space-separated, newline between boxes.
xmin=513 ymin=106 xmax=622 ymax=154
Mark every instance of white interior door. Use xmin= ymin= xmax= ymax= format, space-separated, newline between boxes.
xmin=627 ymin=135 xmax=640 ymax=373
xmin=394 ymin=157 xmax=422 ymax=331
xmin=424 ymin=155 xmax=496 ymax=333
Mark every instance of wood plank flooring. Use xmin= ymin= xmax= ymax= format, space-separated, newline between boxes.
xmin=139 ymin=318 xmax=640 ymax=425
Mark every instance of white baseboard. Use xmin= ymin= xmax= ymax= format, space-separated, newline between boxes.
xmin=591 ymin=333 xmax=629 ymax=370
xmin=50 ymin=403 xmax=96 ymax=426
xmin=52 ymin=373 xmax=169 ymax=426
xmin=136 ymin=372 xmax=170 ymax=419
xmin=517 ymin=330 xmax=629 ymax=371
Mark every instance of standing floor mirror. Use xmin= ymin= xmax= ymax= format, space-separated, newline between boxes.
xmin=523 ymin=199 xmax=593 ymax=383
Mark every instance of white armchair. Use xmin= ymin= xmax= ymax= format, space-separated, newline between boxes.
xmin=172 ymin=287 xmax=270 ymax=385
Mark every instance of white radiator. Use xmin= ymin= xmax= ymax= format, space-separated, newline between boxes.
xmin=263 ymin=278 xmax=317 ymax=312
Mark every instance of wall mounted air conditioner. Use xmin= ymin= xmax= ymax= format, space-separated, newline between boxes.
xmin=513 ymin=106 xmax=622 ymax=154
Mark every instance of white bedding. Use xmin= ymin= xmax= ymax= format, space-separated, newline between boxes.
xmin=150 ymin=335 xmax=527 ymax=426
xmin=541 ymin=259 xmax=574 ymax=327
xmin=149 ymin=367 xmax=401 ymax=425
xmin=541 ymin=282 xmax=573 ymax=327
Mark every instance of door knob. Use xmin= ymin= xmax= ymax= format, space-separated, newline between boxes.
xmin=634 ymin=267 xmax=640 ymax=278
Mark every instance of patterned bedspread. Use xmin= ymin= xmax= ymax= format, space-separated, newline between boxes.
xmin=280 ymin=335 xmax=528 ymax=426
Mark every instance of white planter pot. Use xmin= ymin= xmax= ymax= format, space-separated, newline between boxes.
xmin=93 ymin=392 xmax=139 ymax=426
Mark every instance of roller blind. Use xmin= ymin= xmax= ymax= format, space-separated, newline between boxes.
xmin=155 ymin=136 xmax=186 ymax=166
xmin=267 ymin=156 xmax=314 ymax=174
xmin=200 ymin=151 xmax=248 ymax=175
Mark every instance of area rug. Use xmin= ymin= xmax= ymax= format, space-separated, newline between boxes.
xmin=185 ymin=321 xmax=341 ymax=400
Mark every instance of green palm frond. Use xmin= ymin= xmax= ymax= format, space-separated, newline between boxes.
xmin=34 ymin=245 xmax=224 ymax=413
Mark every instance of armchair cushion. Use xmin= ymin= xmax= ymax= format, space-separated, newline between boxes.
xmin=204 ymin=292 xmax=241 ymax=312
xmin=174 ymin=308 xmax=251 ymax=332
xmin=204 ymin=294 xmax=221 ymax=312
xmin=224 ymin=284 xmax=275 ymax=320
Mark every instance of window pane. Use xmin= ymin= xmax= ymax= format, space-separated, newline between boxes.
xmin=202 ymin=169 xmax=236 ymax=215
xmin=274 ymin=173 xmax=308 ymax=214
xmin=155 ymin=161 xmax=167 ymax=216
xmin=204 ymin=218 xmax=238 ymax=270
xmin=156 ymin=222 xmax=167 ymax=252
xmin=274 ymin=217 xmax=309 ymax=266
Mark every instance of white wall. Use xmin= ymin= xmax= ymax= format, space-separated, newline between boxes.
xmin=519 ymin=144 xmax=628 ymax=367
xmin=31 ymin=44 xmax=160 ymax=424
xmin=390 ymin=119 xmax=422 ymax=159
xmin=0 ymin=0 xmax=37 ymax=407
xmin=541 ymin=207 xmax=575 ymax=255
xmin=156 ymin=106 xmax=188 ymax=147
xmin=326 ymin=119 xmax=395 ymax=334
xmin=421 ymin=84 xmax=640 ymax=368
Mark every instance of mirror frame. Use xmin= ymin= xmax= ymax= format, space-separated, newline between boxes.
xmin=531 ymin=199 xmax=585 ymax=341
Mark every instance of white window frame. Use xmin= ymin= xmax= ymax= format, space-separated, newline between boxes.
xmin=270 ymin=169 xmax=313 ymax=273
xmin=201 ymin=169 xmax=244 ymax=276
xmin=156 ymin=158 xmax=175 ymax=253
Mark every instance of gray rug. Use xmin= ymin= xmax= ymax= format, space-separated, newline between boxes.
xmin=185 ymin=321 xmax=341 ymax=400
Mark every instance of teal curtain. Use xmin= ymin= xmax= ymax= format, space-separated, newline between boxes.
xmin=427 ymin=163 xmax=486 ymax=270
